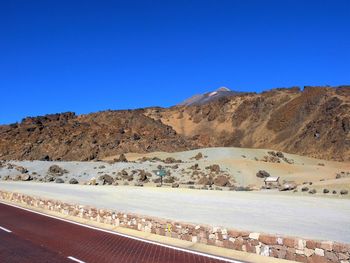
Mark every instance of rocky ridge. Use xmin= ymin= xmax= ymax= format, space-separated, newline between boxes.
xmin=0 ymin=86 xmax=349 ymax=161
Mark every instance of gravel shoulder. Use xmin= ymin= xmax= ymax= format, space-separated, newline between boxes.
xmin=1 ymin=181 xmax=350 ymax=243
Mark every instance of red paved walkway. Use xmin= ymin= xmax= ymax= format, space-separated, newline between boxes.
xmin=0 ymin=202 xmax=240 ymax=263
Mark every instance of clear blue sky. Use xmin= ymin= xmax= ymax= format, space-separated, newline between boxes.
xmin=1 ymin=0 xmax=349 ymax=124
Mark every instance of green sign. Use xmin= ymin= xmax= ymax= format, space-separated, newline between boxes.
xmin=156 ymin=169 xmax=166 ymax=177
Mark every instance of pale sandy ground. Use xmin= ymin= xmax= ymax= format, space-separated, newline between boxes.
xmin=2 ymin=147 xmax=349 ymax=189
xmin=123 ymin=147 xmax=350 ymax=186
xmin=0 ymin=181 xmax=349 ymax=243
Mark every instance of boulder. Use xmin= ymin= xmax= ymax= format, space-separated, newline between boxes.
xmin=189 ymin=164 xmax=199 ymax=170
xmin=308 ymin=189 xmax=317 ymax=194
xmin=279 ymin=182 xmax=297 ymax=191
xmin=98 ymin=174 xmax=114 ymax=185
xmin=276 ymin=151 xmax=284 ymax=158
xmin=164 ymin=157 xmax=181 ymax=164
xmin=40 ymin=155 xmax=51 ymax=161
xmin=198 ymin=176 xmax=213 ymax=186
xmin=120 ymin=170 xmax=128 ymax=176
xmin=138 ymin=170 xmax=150 ymax=182
xmin=193 ymin=152 xmax=203 ymax=160
xmin=206 ymin=164 xmax=220 ymax=173
xmin=48 ymin=165 xmax=67 ymax=176
xmin=133 ymin=133 xmax=141 ymax=140
xmin=69 ymin=178 xmax=79 ymax=184
xmin=11 ymin=174 xmax=21 ymax=181
xmin=301 ymin=186 xmax=309 ymax=192
xmin=55 ymin=178 xmax=64 ymax=183
xmin=268 ymin=151 xmax=276 ymax=157
xmin=43 ymin=175 xmax=54 ymax=182
xmin=16 ymin=166 xmax=28 ymax=174
xmin=88 ymin=177 xmax=97 ymax=185
xmin=163 ymin=176 xmax=175 ymax=184
xmin=214 ymin=175 xmax=231 ymax=187
xmin=117 ymin=154 xmax=128 ymax=162
xmin=340 ymin=189 xmax=348 ymax=195
xmin=172 ymin=182 xmax=179 ymax=188
xmin=20 ymin=174 xmax=32 ymax=181
xmin=256 ymin=170 xmax=270 ymax=178
xmin=2 ymin=175 xmax=9 ymax=181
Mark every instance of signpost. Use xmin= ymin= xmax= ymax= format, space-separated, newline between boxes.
xmin=155 ymin=169 xmax=166 ymax=186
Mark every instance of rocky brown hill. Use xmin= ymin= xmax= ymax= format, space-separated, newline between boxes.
xmin=0 ymin=86 xmax=349 ymax=161
xmin=0 ymin=111 xmax=194 ymax=161
xmin=145 ymin=86 xmax=350 ymax=161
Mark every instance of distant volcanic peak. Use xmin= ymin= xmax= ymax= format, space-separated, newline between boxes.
xmin=215 ymin=86 xmax=231 ymax=92
xmin=178 ymin=86 xmax=239 ymax=106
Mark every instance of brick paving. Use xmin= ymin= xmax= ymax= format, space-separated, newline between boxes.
xmin=0 ymin=203 xmax=237 ymax=263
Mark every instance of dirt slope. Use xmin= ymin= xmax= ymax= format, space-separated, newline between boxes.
xmin=145 ymin=86 xmax=350 ymax=161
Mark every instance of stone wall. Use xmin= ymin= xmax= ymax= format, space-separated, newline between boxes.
xmin=1 ymin=190 xmax=349 ymax=263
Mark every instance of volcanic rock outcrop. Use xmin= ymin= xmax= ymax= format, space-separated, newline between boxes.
xmin=0 ymin=111 xmax=193 ymax=161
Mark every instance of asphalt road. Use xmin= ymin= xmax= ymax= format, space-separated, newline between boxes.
xmin=0 ymin=202 xmax=240 ymax=263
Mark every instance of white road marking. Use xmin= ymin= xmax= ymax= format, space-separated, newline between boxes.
xmin=0 ymin=201 xmax=243 ymax=263
xmin=0 ymin=226 xmax=12 ymax=233
xmin=67 ymin=256 xmax=86 ymax=263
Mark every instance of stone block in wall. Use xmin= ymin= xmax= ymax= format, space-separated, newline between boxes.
xmin=285 ymin=250 xmax=296 ymax=261
xmin=199 ymin=237 xmax=208 ymax=244
xmin=315 ymin=248 xmax=325 ymax=256
xmin=307 ymin=255 xmax=329 ymax=263
xmin=295 ymin=254 xmax=307 ymax=263
xmin=270 ymin=247 xmax=287 ymax=259
xmin=233 ymin=238 xmax=244 ymax=251
xmin=338 ymin=253 xmax=350 ymax=260
xmin=227 ymin=230 xmax=241 ymax=238
xmin=245 ymin=242 xmax=256 ymax=254
xmin=325 ymin=251 xmax=339 ymax=262
xmin=222 ymin=240 xmax=234 ymax=249
xmin=259 ymin=245 xmax=270 ymax=256
xmin=306 ymin=240 xmax=317 ymax=249
xmin=248 ymin=239 xmax=259 ymax=246
xmin=258 ymin=234 xmax=278 ymax=245
xmin=215 ymin=240 xmax=224 ymax=247
xmin=334 ymin=243 xmax=350 ymax=253
xmin=249 ymin=232 xmax=260 ymax=240
xmin=320 ymin=241 xmax=334 ymax=251
xmin=284 ymin=237 xmax=297 ymax=248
